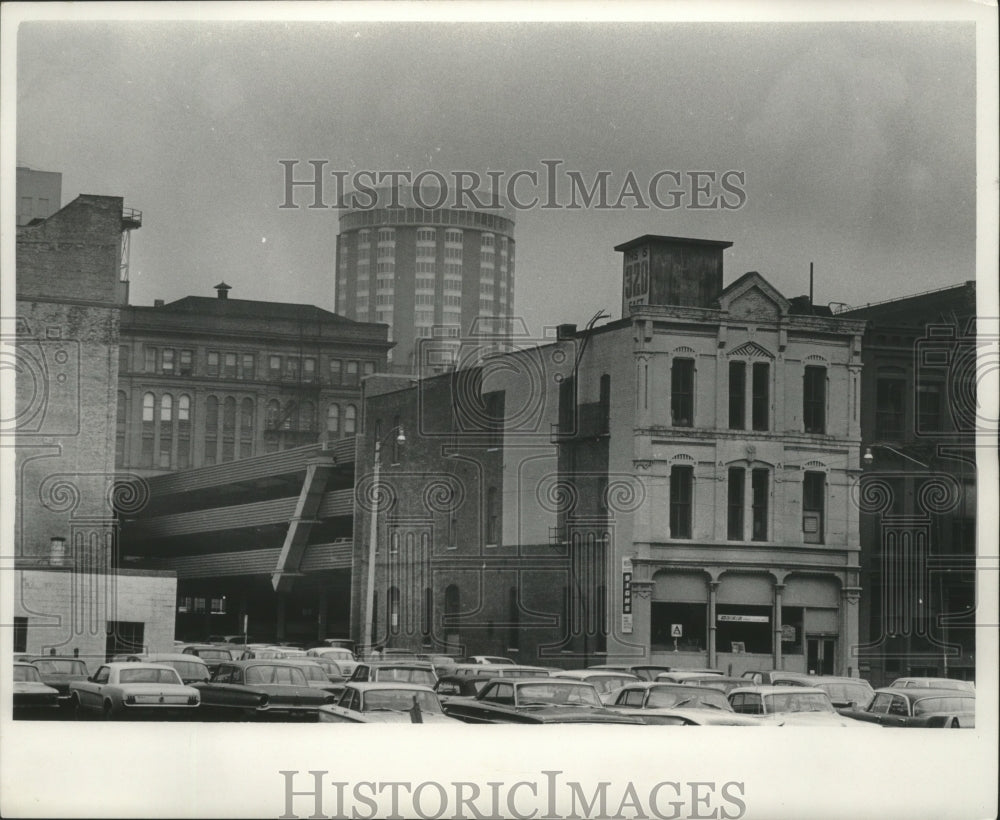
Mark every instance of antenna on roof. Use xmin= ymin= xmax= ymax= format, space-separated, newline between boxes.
xmin=809 ymin=262 xmax=814 ymax=311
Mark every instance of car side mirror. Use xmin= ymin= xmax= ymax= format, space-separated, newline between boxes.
xmin=87 ymin=675 xmax=94 ymax=682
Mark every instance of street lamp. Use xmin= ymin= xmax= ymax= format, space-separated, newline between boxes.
xmin=862 ymin=443 xmax=929 ymax=469
xmin=361 ymin=425 xmax=406 ymax=659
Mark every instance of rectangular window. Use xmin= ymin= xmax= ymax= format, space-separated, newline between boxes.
xmin=303 ymin=358 xmax=316 ymax=382
xmin=160 ymin=349 xmax=175 ymax=374
xmin=917 ymin=384 xmax=942 ymax=433
xmin=752 ymin=362 xmax=769 ymax=431
xmin=651 ymin=602 xmax=707 ymax=651
xmin=363 ymin=361 xmax=376 ymax=377
xmin=14 ymin=616 xmax=27 ymax=653
xmin=330 ymin=359 xmax=343 ymax=385
xmin=803 ymin=366 xmax=827 ymax=434
xmin=669 ymin=465 xmax=693 ymax=539
xmin=803 ymin=472 xmax=825 ymax=544
xmin=751 ymin=468 xmax=769 ymax=541
xmin=345 ymin=361 xmax=359 ymax=386
xmin=285 ymin=357 xmax=300 ymax=380
xmin=269 ymin=355 xmax=282 ymax=380
xmin=728 ymin=362 xmax=746 ymax=429
xmin=207 ymin=351 xmax=220 ymax=377
xmin=671 ymin=359 xmax=694 ymax=427
xmin=119 ymin=345 xmax=130 ymax=373
xmin=876 ymin=378 xmax=906 ymax=440
xmin=144 ymin=347 xmax=157 ymax=373
xmin=727 ymin=467 xmax=745 ymax=540
xmin=179 ymin=349 xmax=193 ymax=375
xmin=223 ymin=353 xmax=237 ymax=379
xmin=241 ymin=353 xmax=255 ymax=380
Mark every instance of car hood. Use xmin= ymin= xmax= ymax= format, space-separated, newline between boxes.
xmin=14 ymin=682 xmax=60 ymax=696
xmin=619 ymin=708 xmax=758 ymax=726
xmin=758 ymin=712 xmax=879 ymax=727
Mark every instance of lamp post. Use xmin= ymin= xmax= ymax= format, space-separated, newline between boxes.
xmin=361 ymin=425 xmax=405 ymax=659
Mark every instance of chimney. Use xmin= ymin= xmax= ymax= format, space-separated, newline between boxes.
xmin=214 ymin=281 xmax=232 ymax=299
xmin=153 ymin=299 xmax=164 ymax=307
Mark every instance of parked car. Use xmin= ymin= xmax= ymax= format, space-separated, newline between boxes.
xmin=442 ymin=678 xmax=645 ymax=724
xmin=678 ymin=676 xmax=747 ymax=695
xmin=278 ymin=658 xmax=345 ymax=694
xmin=433 ymin=675 xmax=493 ymax=705
xmin=759 ymin=672 xmax=875 ymax=709
xmin=588 ymin=664 xmax=674 ymax=681
xmin=654 ymin=670 xmax=724 ymax=683
xmin=13 ymin=663 xmax=60 ymax=716
xmin=27 ymin=656 xmax=89 ymax=708
xmin=841 ymin=687 xmax=975 ymax=728
xmin=416 ymin=654 xmax=462 ymax=676
xmin=606 ymin=681 xmax=758 ymax=726
xmin=131 ymin=653 xmax=211 ymax=685
xmin=69 ymin=662 xmax=200 ymax=720
xmin=552 ymin=670 xmax=641 ymax=703
xmin=889 ymin=677 xmax=974 ymax=693
xmin=727 ymin=685 xmax=877 ymax=727
xmin=450 ymin=663 xmax=553 ymax=679
xmin=318 ymin=683 xmax=461 ymax=724
xmin=465 ymin=655 xmax=516 ymax=665
xmin=306 ymin=657 xmax=350 ymax=684
xmin=178 ymin=644 xmax=235 ymax=674
xmin=349 ymin=661 xmax=438 ymax=686
xmin=193 ymin=660 xmax=338 ymax=720
xmin=305 ymin=647 xmax=359 ymax=676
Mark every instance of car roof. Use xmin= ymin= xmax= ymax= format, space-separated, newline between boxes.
xmin=146 ymin=653 xmax=207 ymax=663
xmin=555 ymin=670 xmax=640 ymax=679
xmin=28 ymin=655 xmax=86 ymax=662
xmin=770 ymin=673 xmax=871 ymax=684
xmin=875 ymin=686 xmax=975 ymax=698
xmin=216 ymin=659 xmax=309 ymax=668
xmin=346 ymin=682 xmax=437 ymax=692
xmin=729 ymin=685 xmax=827 ymax=696
xmin=104 ymin=662 xmax=178 ymax=671
xmin=362 ymin=660 xmax=435 ymax=668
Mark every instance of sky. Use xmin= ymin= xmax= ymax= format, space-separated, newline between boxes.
xmin=12 ymin=14 xmax=981 ymax=336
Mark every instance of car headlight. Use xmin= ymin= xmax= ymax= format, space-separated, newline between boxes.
xmin=259 ymin=694 xmax=269 ymax=707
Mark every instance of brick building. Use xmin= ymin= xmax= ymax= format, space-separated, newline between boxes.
xmin=352 ymin=236 xmax=868 ymax=675
xmin=11 ymin=194 xmax=176 ymax=661
xmin=117 ymin=286 xmax=390 ymax=476
xmin=840 ymin=283 xmax=977 ymax=685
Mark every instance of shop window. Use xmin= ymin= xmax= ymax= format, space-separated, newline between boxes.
xmin=651 ymin=602 xmax=706 ymax=651
xmin=716 ymin=605 xmax=771 ymax=654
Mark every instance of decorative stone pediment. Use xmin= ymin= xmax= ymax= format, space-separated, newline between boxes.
xmin=718 ymin=272 xmax=790 ymax=321
xmin=727 ymin=340 xmax=774 ymax=359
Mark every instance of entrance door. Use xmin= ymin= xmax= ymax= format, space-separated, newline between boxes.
xmin=806 ymin=636 xmax=835 ymax=675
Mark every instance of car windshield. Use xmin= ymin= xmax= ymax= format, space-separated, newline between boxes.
xmin=362 ymin=689 xmax=443 ymax=713
xmin=913 ymin=696 xmax=975 ymax=715
xmin=376 ymin=668 xmax=436 ymax=685
xmin=516 ymin=683 xmax=602 ymax=708
xmin=585 ymin=675 xmax=637 ymax=694
xmin=165 ymin=661 xmax=209 ymax=681
xmin=195 ymin=649 xmax=232 ymax=660
xmin=119 ymin=668 xmax=181 ymax=684
xmin=647 ymin=687 xmax=731 ymax=710
xmin=14 ymin=666 xmax=41 ymax=683
xmin=765 ymin=692 xmax=834 ymax=713
xmin=245 ymin=665 xmax=309 ymax=686
xmin=818 ymin=682 xmax=873 ymax=704
xmin=319 ymin=649 xmax=353 ymax=660
xmin=32 ymin=659 xmax=87 ymax=675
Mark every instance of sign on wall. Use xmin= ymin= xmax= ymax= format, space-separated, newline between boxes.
xmin=718 ymin=614 xmax=770 ymax=623
xmin=621 ymin=557 xmax=633 ymax=634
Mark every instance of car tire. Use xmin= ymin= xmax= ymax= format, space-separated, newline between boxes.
xmin=102 ymin=700 xmax=116 ymax=721
xmin=71 ymin=695 xmax=86 ymax=720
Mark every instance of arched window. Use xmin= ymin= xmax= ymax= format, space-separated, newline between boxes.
xmin=140 ymin=392 xmax=155 ymax=468
xmin=344 ymin=404 xmax=357 ymax=435
xmin=115 ymin=392 xmax=128 ymax=468
xmin=204 ymin=396 xmax=219 ymax=466
xmin=222 ymin=397 xmax=236 ymax=462
xmin=240 ymin=397 xmax=254 ymax=459
xmin=177 ymin=395 xmax=192 ymax=470
xmin=158 ymin=394 xmax=173 ymax=468
xmin=327 ymin=404 xmax=340 ymax=436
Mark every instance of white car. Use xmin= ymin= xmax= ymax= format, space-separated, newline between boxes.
xmin=69 ymin=662 xmax=201 ymax=719
xmin=728 ymin=686 xmax=878 ymax=727
xmin=553 ymin=670 xmax=642 ymax=704
xmin=318 ymin=683 xmax=460 ymax=724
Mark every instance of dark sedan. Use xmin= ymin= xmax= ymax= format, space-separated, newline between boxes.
xmin=841 ymin=687 xmax=975 ymax=728
xmin=27 ymin=656 xmax=90 ymax=708
xmin=193 ymin=660 xmax=338 ymax=721
xmin=13 ymin=663 xmax=60 ymax=717
xmin=442 ymin=678 xmax=645 ymax=724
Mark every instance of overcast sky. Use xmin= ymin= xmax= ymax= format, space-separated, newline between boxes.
xmin=15 ymin=16 xmax=978 ymax=333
